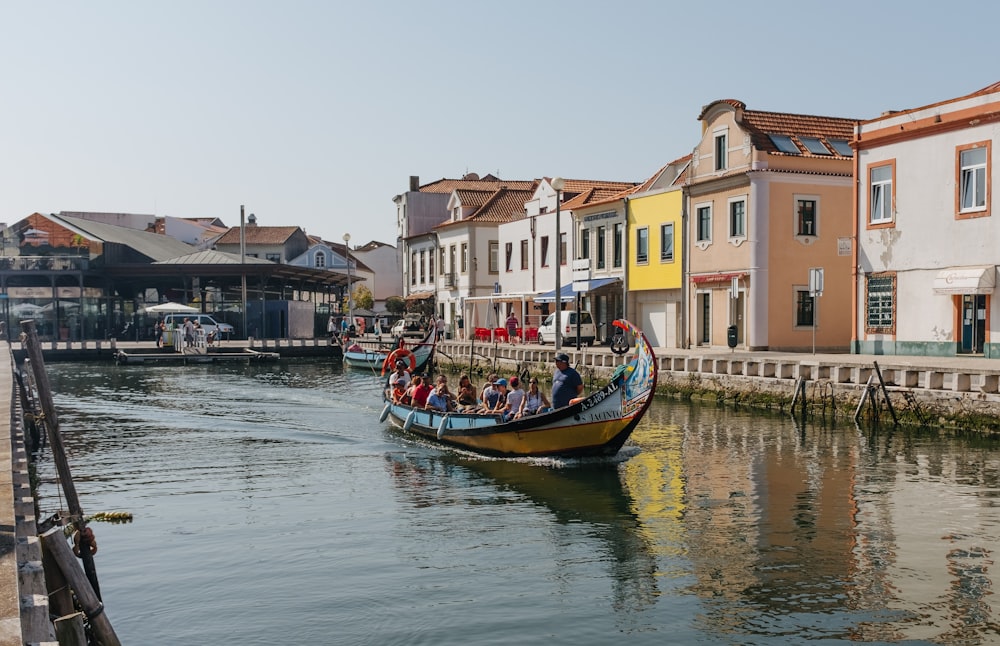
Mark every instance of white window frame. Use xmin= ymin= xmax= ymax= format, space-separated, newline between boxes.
xmin=660 ymin=223 xmax=674 ymax=263
xmin=695 ymin=202 xmax=713 ymax=250
xmin=635 ymin=227 xmax=649 ymax=265
xmin=959 ymin=143 xmax=988 ymax=215
xmin=794 ymin=194 xmax=820 ymax=244
xmin=869 ymin=162 xmax=894 ymax=225
xmin=714 ymin=127 xmax=728 ymax=172
xmin=728 ymin=196 xmax=746 ymax=244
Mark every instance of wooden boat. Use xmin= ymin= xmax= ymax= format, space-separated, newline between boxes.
xmin=342 ymin=325 xmax=437 ymax=374
xmin=379 ymin=319 xmax=657 ymax=458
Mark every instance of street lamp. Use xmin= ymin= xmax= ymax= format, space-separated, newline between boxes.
xmin=343 ymin=233 xmax=354 ymax=333
xmin=551 ymin=177 xmax=565 ymax=351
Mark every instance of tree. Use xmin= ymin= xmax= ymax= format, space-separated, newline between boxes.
xmin=385 ymin=296 xmax=405 ymax=315
xmin=353 ymin=284 xmax=374 ymax=311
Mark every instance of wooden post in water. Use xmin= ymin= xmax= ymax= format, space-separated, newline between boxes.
xmin=19 ymin=321 xmax=110 ymax=606
xmin=41 ymin=527 xmax=120 ymax=646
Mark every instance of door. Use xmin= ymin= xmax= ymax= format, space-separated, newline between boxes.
xmin=960 ymin=294 xmax=986 ymax=354
xmin=696 ymin=292 xmax=711 ymax=346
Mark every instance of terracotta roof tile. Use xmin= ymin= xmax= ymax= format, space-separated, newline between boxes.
xmin=216 ymin=225 xmax=301 ymax=245
xmin=435 ymin=187 xmax=537 ymax=229
xmin=416 ymin=177 xmax=536 ymax=194
xmin=741 ymin=110 xmax=857 ymax=157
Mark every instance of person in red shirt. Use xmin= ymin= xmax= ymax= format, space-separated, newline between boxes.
xmin=408 ymin=375 xmax=434 ymax=409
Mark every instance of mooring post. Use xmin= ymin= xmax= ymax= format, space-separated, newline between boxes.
xmin=20 ymin=320 xmax=103 ymax=599
xmin=872 ymin=361 xmax=899 ymax=426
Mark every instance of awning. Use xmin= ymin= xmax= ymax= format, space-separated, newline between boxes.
xmin=404 ymin=291 xmax=435 ymax=302
xmin=933 ymin=265 xmax=996 ymax=295
xmin=691 ymin=272 xmax=747 ymax=284
xmin=464 ymin=292 xmax=539 ymax=303
xmin=534 ymin=277 xmax=620 ymax=303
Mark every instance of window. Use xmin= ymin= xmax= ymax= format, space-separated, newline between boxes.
xmin=410 ymin=253 xmax=417 ymax=285
xmin=769 ymin=134 xmax=800 ymax=154
xmin=797 ymin=199 xmax=817 ymax=236
xmin=419 ymin=250 xmax=425 ymax=283
xmin=613 ymin=223 xmax=623 ymax=268
xmin=865 ymin=273 xmax=895 ymax=334
xmin=596 ymin=226 xmax=606 ymax=269
xmin=540 ymin=236 xmax=550 ymax=267
xmin=449 ymin=245 xmax=456 ymax=274
xmin=660 ymin=223 xmax=674 ymax=262
xmin=580 ymin=229 xmax=590 ymax=260
xmin=795 ymin=289 xmax=814 ymax=327
xmin=559 ymin=232 xmax=567 ymax=266
xmin=439 ymin=247 xmax=446 ymax=274
xmin=696 ymin=205 xmax=712 ymax=243
xmin=800 ymin=137 xmax=832 ymax=155
xmin=460 ymin=243 xmax=468 ymax=273
xmin=265 ymin=253 xmax=280 ymax=262
xmin=714 ymin=131 xmax=728 ymax=171
xmin=488 ymin=241 xmax=499 ymax=273
xmin=636 ymin=227 xmax=649 ymax=264
xmin=504 ymin=242 xmax=513 ymax=272
xmin=869 ymin=162 xmax=894 ymax=225
xmin=729 ymin=199 xmax=745 ymax=238
xmin=520 ymin=240 xmax=528 ymax=270
xmin=428 ymin=252 xmax=434 ymax=281
xmin=958 ymin=142 xmax=989 ymax=217
xmin=828 ymin=139 xmax=853 ymax=157
xmin=314 ymin=252 xmax=325 ymax=268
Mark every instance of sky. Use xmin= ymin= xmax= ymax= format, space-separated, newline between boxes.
xmin=2 ymin=1 xmax=997 ymax=248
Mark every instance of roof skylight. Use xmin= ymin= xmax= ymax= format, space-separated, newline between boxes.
xmin=800 ymin=137 xmax=832 ymax=155
xmin=828 ymin=139 xmax=854 ymax=157
xmin=769 ymin=134 xmax=800 ymax=154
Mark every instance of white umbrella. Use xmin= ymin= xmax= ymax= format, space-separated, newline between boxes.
xmin=143 ymin=302 xmax=198 ymax=314
xmin=11 ymin=303 xmax=43 ymax=318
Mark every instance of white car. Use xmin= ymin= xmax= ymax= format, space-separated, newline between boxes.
xmin=537 ymin=311 xmax=596 ymax=346
xmin=391 ymin=314 xmax=425 ymax=338
xmin=162 ymin=313 xmax=234 ymax=340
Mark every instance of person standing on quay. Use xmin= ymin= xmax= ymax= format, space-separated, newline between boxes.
xmin=505 ymin=311 xmax=519 ymax=344
xmin=551 ymin=353 xmax=583 ymax=409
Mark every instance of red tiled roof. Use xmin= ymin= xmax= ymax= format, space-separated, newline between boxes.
xmin=417 ymin=177 xmax=536 ymax=194
xmin=435 ymin=187 xmax=537 ymax=228
xmin=216 ymin=226 xmax=301 ymax=245
xmin=699 ymin=99 xmax=858 ymax=159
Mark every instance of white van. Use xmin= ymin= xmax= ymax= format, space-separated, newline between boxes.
xmin=537 ymin=311 xmax=596 ymax=346
xmin=162 ymin=314 xmax=235 ymax=343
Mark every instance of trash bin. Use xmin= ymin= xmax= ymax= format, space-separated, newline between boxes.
xmin=727 ymin=325 xmax=738 ymax=349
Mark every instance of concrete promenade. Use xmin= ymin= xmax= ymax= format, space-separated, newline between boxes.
xmin=0 ymin=336 xmax=999 ymax=639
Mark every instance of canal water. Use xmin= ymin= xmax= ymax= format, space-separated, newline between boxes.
xmin=34 ymin=360 xmax=1000 ymax=645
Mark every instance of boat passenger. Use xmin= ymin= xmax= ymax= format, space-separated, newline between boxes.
xmin=551 ymin=353 xmax=583 ymax=409
xmin=387 ymin=360 xmax=411 ymax=389
xmin=425 ymin=384 xmax=453 ymax=412
xmin=482 ymin=378 xmax=507 ymax=415
xmin=409 ymin=375 xmax=433 ymax=409
xmin=516 ymin=378 xmax=551 ymax=418
xmin=390 ymin=378 xmax=409 ymax=404
xmin=479 ymin=373 xmax=499 ymax=408
xmin=434 ymin=375 xmax=456 ymax=407
xmin=502 ymin=377 xmax=525 ymax=422
xmin=456 ymin=375 xmax=478 ymax=409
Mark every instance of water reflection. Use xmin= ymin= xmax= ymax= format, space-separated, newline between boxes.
xmin=385 ymin=453 xmax=661 ymax=616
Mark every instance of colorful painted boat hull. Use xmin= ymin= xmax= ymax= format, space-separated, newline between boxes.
xmin=382 ymin=319 xmax=657 ymax=458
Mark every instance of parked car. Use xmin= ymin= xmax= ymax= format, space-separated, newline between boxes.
xmin=536 ymin=311 xmax=596 ymax=346
xmin=391 ymin=313 xmax=425 ymax=338
xmin=162 ymin=313 xmax=235 ymax=343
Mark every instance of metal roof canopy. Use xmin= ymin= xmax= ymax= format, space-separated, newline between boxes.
xmin=534 ymin=277 xmax=620 ymax=303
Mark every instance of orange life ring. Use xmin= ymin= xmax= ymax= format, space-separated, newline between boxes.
xmin=382 ymin=347 xmax=416 ymax=375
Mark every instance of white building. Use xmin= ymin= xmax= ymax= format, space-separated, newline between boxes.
xmin=855 ymin=81 xmax=1000 ymax=358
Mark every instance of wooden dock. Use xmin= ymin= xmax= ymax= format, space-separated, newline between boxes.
xmin=113 ymin=347 xmax=280 ymax=365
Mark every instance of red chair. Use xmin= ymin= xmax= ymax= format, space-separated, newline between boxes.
xmin=474 ymin=327 xmax=490 ymax=342
xmin=525 ymin=327 xmax=538 ymax=343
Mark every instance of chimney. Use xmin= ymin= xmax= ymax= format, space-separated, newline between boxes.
xmin=409 ymin=176 xmax=420 ymax=191
xmin=248 ymin=213 xmax=258 ymax=226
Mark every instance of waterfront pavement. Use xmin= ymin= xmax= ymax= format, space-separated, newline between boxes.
xmin=0 ymin=336 xmax=999 ymax=639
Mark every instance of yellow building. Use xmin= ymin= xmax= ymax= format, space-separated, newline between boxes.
xmin=626 ymin=157 xmax=689 ymax=348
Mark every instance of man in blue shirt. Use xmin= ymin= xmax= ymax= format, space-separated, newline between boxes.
xmin=551 ymin=353 xmax=583 ymax=409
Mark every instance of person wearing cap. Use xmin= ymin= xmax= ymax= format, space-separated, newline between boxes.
xmin=482 ymin=378 xmax=508 ymax=414
xmin=479 ymin=373 xmax=499 ymax=408
xmin=386 ymin=360 xmax=411 ymax=390
xmin=390 ymin=378 xmax=409 ymax=404
xmin=552 ymin=353 xmax=583 ymax=409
